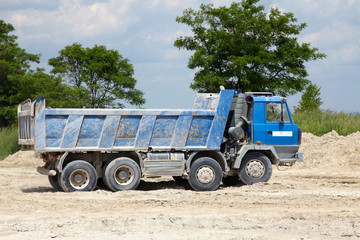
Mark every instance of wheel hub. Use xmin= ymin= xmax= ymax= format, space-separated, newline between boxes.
xmin=118 ymin=170 xmax=128 ymax=180
xmin=245 ymin=160 xmax=265 ymax=179
xmin=196 ymin=166 xmax=215 ymax=184
xmin=70 ymin=170 xmax=89 ymax=189
xmin=114 ymin=166 xmax=134 ymax=185
xmin=74 ymin=174 xmax=83 ymax=183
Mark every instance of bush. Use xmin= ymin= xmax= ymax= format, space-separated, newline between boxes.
xmin=292 ymin=110 xmax=360 ymax=136
xmin=0 ymin=126 xmax=20 ymax=160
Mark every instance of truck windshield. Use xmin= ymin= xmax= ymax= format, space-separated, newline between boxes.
xmin=266 ymin=103 xmax=290 ymax=123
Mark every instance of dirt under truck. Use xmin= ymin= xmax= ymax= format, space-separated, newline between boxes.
xmin=18 ymin=89 xmax=303 ymax=192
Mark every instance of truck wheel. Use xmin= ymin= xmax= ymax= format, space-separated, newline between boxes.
xmin=48 ymin=175 xmax=61 ymax=191
xmin=238 ymin=152 xmax=272 ymax=185
xmin=188 ymin=157 xmax=222 ymax=191
xmin=103 ymin=157 xmax=141 ymax=191
xmin=58 ymin=160 xmax=97 ymax=192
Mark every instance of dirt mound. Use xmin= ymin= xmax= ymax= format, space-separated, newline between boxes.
xmin=299 ymin=130 xmax=360 ymax=168
xmin=0 ymin=150 xmax=42 ymax=167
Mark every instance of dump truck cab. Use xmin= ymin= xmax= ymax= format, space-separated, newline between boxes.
xmin=221 ymin=91 xmax=302 ymax=186
xmin=251 ymin=95 xmax=300 ymax=146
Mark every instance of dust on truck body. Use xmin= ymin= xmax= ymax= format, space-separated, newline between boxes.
xmin=18 ymin=89 xmax=303 ymax=192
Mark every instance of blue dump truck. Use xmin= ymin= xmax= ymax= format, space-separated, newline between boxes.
xmin=18 ymin=89 xmax=302 ymax=192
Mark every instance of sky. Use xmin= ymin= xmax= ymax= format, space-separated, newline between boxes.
xmin=1 ymin=0 xmax=359 ymax=112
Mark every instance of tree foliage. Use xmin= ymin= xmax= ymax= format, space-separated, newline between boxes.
xmin=0 ymin=20 xmax=77 ymax=127
xmin=48 ymin=43 xmax=145 ymax=108
xmin=18 ymin=68 xmax=82 ymax=108
xmin=295 ymin=83 xmax=323 ymax=112
xmin=174 ymin=0 xmax=326 ymax=95
xmin=0 ymin=20 xmax=39 ymax=127
xmin=0 ymin=20 xmax=145 ymax=127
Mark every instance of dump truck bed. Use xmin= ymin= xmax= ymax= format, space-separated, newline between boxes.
xmin=18 ymin=90 xmax=234 ymax=152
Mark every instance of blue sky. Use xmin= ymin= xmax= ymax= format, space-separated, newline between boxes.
xmin=1 ymin=0 xmax=359 ymax=112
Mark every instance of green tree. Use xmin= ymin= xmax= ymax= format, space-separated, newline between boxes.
xmin=48 ymin=43 xmax=145 ymax=108
xmin=0 ymin=20 xmax=77 ymax=127
xmin=16 ymin=68 xmax=82 ymax=108
xmin=0 ymin=20 xmax=39 ymax=127
xmin=174 ymin=0 xmax=326 ymax=95
xmin=295 ymin=83 xmax=323 ymax=112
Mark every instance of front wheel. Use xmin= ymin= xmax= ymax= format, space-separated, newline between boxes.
xmin=58 ymin=160 xmax=98 ymax=192
xmin=103 ymin=157 xmax=141 ymax=191
xmin=188 ymin=157 xmax=222 ymax=191
xmin=238 ymin=152 xmax=272 ymax=185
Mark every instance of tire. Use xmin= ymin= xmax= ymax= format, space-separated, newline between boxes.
xmin=103 ymin=157 xmax=141 ymax=191
xmin=48 ymin=175 xmax=61 ymax=191
xmin=188 ymin=157 xmax=222 ymax=191
xmin=238 ymin=152 xmax=272 ymax=185
xmin=58 ymin=160 xmax=97 ymax=192
xmin=222 ymin=175 xmax=242 ymax=186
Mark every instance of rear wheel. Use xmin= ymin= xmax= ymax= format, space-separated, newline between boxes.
xmin=188 ymin=157 xmax=222 ymax=191
xmin=238 ymin=152 xmax=272 ymax=185
xmin=58 ymin=160 xmax=98 ymax=192
xmin=48 ymin=175 xmax=61 ymax=191
xmin=103 ymin=157 xmax=141 ymax=191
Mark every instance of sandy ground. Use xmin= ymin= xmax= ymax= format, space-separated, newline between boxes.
xmin=0 ymin=131 xmax=360 ymax=240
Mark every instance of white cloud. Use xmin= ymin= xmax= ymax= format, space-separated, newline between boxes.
xmin=16 ymin=30 xmax=60 ymax=45
xmin=299 ymin=0 xmax=339 ymax=16
xmin=10 ymin=13 xmax=45 ymax=27
xmin=149 ymin=0 xmax=198 ymax=10
xmin=140 ymin=29 xmax=190 ymax=45
xmin=300 ymin=21 xmax=354 ymax=46
xmin=0 ymin=0 xmax=60 ymax=11
xmin=9 ymin=0 xmax=139 ymax=39
xmin=269 ymin=3 xmax=285 ymax=13
xmin=298 ymin=0 xmax=360 ymax=17
xmin=163 ymin=48 xmax=182 ymax=60
xmin=150 ymin=0 xmax=180 ymax=9
xmin=300 ymin=20 xmax=360 ymax=63
xmin=147 ymin=0 xmax=237 ymax=11
xmin=212 ymin=0 xmax=233 ymax=8
xmin=333 ymin=45 xmax=360 ymax=62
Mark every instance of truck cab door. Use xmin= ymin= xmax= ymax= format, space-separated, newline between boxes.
xmin=265 ymin=102 xmax=295 ymax=145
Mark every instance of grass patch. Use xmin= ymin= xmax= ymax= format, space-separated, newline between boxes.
xmin=292 ymin=110 xmax=360 ymax=136
xmin=0 ymin=126 xmax=20 ymax=160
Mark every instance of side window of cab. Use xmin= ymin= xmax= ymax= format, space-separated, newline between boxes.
xmin=266 ymin=102 xmax=290 ymax=123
